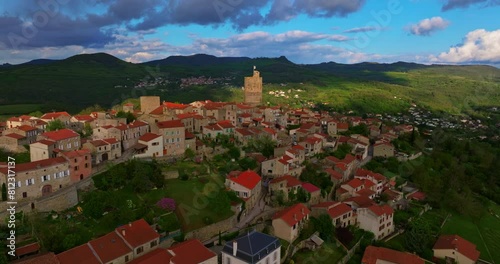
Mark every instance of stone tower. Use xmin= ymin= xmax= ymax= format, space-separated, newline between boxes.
xmin=244 ymin=66 xmax=263 ymax=106
xmin=140 ymin=96 xmax=160 ymax=114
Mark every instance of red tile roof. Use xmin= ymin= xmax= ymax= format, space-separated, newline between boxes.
xmin=60 ymin=149 xmax=90 ymax=159
xmin=164 ymin=102 xmax=189 ymax=109
xmin=35 ymin=139 xmax=56 ymax=146
xmin=116 ymin=219 xmax=159 ymax=248
xmin=149 ymin=105 xmax=166 ymax=115
xmin=0 ymin=157 xmax=67 ymax=174
xmin=42 ymin=129 xmax=79 ymax=141
xmin=13 ymin=252 xmax=60 ymax=264
xmin=325 ymin=168 xmax=343 ymax=181
xmin=301 ymin=182 xmax=320 ymax=193
xmin=41 ymin=111 xmax=70 ymax=119
xmin=57 ymin=244 xmax=101 ymax=264
xmin=312 ymin=201 xmax=338 ymax=209
xmin=228 ymin=170 xmax=261 ymax=190
xmin=103 ymin=138 xmax=118 ymax=144
xmin=343 ymin=154 xmax=356 ymax=165
xmin=17 ymin=125 xmax=38 ymax=132
xmin=8 ymin=115 xmax=33 ymax=122
xmin=270 ymin=175 xmax=302 ymax=187
xmin=157 ymin=119 xmax=184 ymax=129
xmin=344 ymin=195 xmax=376 ymax=208
xmin=356 ymin=188 xmax=376 ymax=197
xmin=168 ymin=239 xmax=217 ymax=264
xmin=139 ymin=133 xmax=162 ymax=142
xmin=236 ymin=128 xmax=254 ymax=136
xmin=87 ymin=232 xmax=132 ymax=263
xmin=337 ymin=122 xmax=349 ymax=130
xmin=72 ymin=115 xmax=94 ymax=122
xmin=367 ymin=205 xmax=393 ymax=217
xmin=328 ymin=203 xmax=352 ymax=219
xmin=408 ymin=191 xmax=426 ymax=201
xmin=326 ymin=156 xmax=341 ymax=163
xmin=273 ymin=203 xmax=310 ymax=227
xmin=345 ymin=178 xmax=364 ymax=189
xmin=433 ymin=235 xmax=480 ymax=262
xmin=16 ymin=242 xmax=40 ymax=257
xmin=5 ymin=133 xmax=25 ymax=139
xmin=128 ymin=248 xmax=172 ymax=264
xmin=362 ymin=246 xmax=424 ymax=264
xmin=185 ymin=130 xmax=195 ymax=139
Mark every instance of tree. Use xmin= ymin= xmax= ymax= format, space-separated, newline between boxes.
xmin=227 ymin=146 xmax=241 ymax=160
xmin=83 ymin=123 xmax=93 ymax=137
xmin=245 ymin=136 xmax=276 ymax=158
xmin=312 ymin=214 xmax=334 ymax=242
xmin=238 ymin=157 xmax=258 ymax=170
xmin=29 ymin=111 xmax=43 ymax=117
xmin=81 ymin=191 xmax=115 ymax=219
xmin=296 ymin=187 xmax=311 ymax=203
xmin=404 ymin=217 xmax=438 ymax=257
xmin=184 ymin=148 xmax=196 ymax=160
xmin=115 ymin=110 xmax=136 ymax=124
xmin=46 ymin=119 xmax=65 ymax=131
xmin=79 ymin=104 xmax=104 ymax=114
xmin=208 ymin=191 xmax=231 ymax=215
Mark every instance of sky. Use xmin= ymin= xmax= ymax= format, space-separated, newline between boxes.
xmin=0 ymin=0 xmax=499 ymax=65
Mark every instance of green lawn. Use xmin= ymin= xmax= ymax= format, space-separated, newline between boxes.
xmin=292 ymin=242 xmax=346 ymax=264
xmin=441 ymin=204 xmax=500 ymax=263
xmin=164 ymin=173 xmax=234 ymax=232
xmin=0 ymin=104 xmax=42 ymax=115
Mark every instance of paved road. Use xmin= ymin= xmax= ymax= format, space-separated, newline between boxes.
xmin=234 ymin=187 xmax=268 ymax=230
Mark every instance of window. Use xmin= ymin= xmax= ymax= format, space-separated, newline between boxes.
xmin=74 ymin=166 xmax=79 ymax=171
xmin=85 ymin=163 xmax=88 ymax=168
xmin=15 ymin=181 xmax=21 ymax=188
xmin=74 ymin=158 xmax=77 ymax=163
xmin=23 ymin=192 xmax=27 ymax=198
xmin=41 ymin=175 xmax=50 ymax=182
xmin=67 ymin=143 xmax=71 ymax=149
xmin=85 ymin=156 xmax=88 ymax=160
xmin=152 ymin=142 xmax=159 ymax=146
xmin=136 ymin=246 xmax=144 ymax=255
xmin=26 ymin=178 xmax=35 ymax=186
xmin=125 ymin=255 xmax=129 ymax=262
xmin=64 ymin=170 xmax=70 ymax=176
xmin=226 ymin=257 xmax=231 ymax=264
xmin=150 ymin=240 xmax=158 ymax=248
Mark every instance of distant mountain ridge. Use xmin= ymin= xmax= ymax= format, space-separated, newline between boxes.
xmin=0 ymin=52 xmax=498 ymax=115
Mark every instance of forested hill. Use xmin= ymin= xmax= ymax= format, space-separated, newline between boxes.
xmin=0 ymin=53 xmax=498 ymax=115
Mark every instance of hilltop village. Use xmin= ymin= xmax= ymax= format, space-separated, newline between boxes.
xmin=0 ymin=69 xmax=488 ymax=264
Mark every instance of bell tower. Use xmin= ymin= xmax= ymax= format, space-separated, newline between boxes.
xmin=244 ymin=66 xmax=263 ymax=106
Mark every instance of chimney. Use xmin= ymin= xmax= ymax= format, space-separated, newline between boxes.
xmin=232 ymin=241 xmax=238 ymax=256
xmin=293 ymin=213 xmax=297 ymax=221
xmin=128 ymin=222 xmax=132 ymax=227
xmin=301 ymin=207 xmax=304 ymax=215
xmin=121 ymin=229 xmax=126 ymax=237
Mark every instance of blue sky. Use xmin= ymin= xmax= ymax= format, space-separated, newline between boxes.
xmin=0 ymin=0 xmax=499 ymax=65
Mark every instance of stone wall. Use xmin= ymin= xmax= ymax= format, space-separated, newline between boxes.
xmin=163 ymin=170 xmax=179 ymax=180
xmin=0 ymin=185 xmax=78 ymax=221
xmin=185 ymin=215 xmax=237 ymax=242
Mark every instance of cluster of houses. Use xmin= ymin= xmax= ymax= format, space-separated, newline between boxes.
xmin=1 ymin=95 xmax=482 ymax=264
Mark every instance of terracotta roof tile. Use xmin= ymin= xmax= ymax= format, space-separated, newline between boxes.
xmin=157 ymin=120 xmax=184 ymax=129
xmin=301 ymin=182 xmax=320 ymax=193
xmin=273 ymin=203 xmax=310 ymax=227
xmin=42 ymin=129 xmax=79 ymax=141
xmin=57 ymin=244 xmax=100 ymax=264
xmin=327 ymin=203 xmax=352 ymax=219
xmin=228 ymin=170 xmax=261 ymax=190
xmin=116 ymin=219 xmax=159 ymax=248
xmin=139 ymin=133 xmax=162 ymax=142
xmin=168 ymin=239 xmax=217 ymax=263
xmin=87 ymin=232 xmax=132 ymax=263
xmin=433 ymin=235 xmax=480 ymax=262
xmin=362 ymin=246 xmax=424 ymax=264
xmin=12 ymin=252 xmax=60 ymax=264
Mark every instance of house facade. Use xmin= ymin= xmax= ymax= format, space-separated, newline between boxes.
xmin=226 ymin=170 xmax=262 ymax=210
xmin=272 ymin=203 xmax=310 ymax=242
xmin=357 ymin=205 xmax=394 ymax=240
xmin=0 ymin=157 xmax=70 ymax=201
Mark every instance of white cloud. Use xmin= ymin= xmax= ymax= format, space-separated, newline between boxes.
xmin=431 ymin=29 xmax=500 ymax=63
xmin=407 ymin=17 xmax=450 ymax=36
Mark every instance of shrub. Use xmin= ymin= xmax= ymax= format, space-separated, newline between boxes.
xmin=156 ymin=198 xmax=176 ymax=211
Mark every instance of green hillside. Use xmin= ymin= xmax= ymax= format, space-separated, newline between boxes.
xmin=0 ymin=53 xmax=498 ymax=115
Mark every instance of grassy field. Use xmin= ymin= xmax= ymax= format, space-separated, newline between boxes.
xmin=164 ymin=173 xmax=234 ymax=232
xmin=0 ymin=104 xmax=43 ymax=116
xmin=441 ymin=203 xmax=500 ymax=263
xmin=292 ymin=242 xmax=346 ymax=264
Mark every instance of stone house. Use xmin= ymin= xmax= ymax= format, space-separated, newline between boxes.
xmin=225 ymin=170 xmax=262 ymax=210
xmin=432 ymin=235 xmax=480 ymax=264
xmin=0 ymin=157 xmax=70 ymax=202
xmin=82 ymin=138 xmax=121 ymax=165
xmin=59 ymin=150 xmax=92 ymax=182
xmin=272 ymin=203 xmax=310 ymax=242
xmin=311 ymin=201 xmax=355 ymax=228
xmin=357 ymin=205 xmax=394 ymax=240
xmin=373 ymin=142 xmax=395 ymax=158
xmin=156 ymin=119 xmax=185 ymax=156
xmin=133 ymin=133 xmax=163 ymax=158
